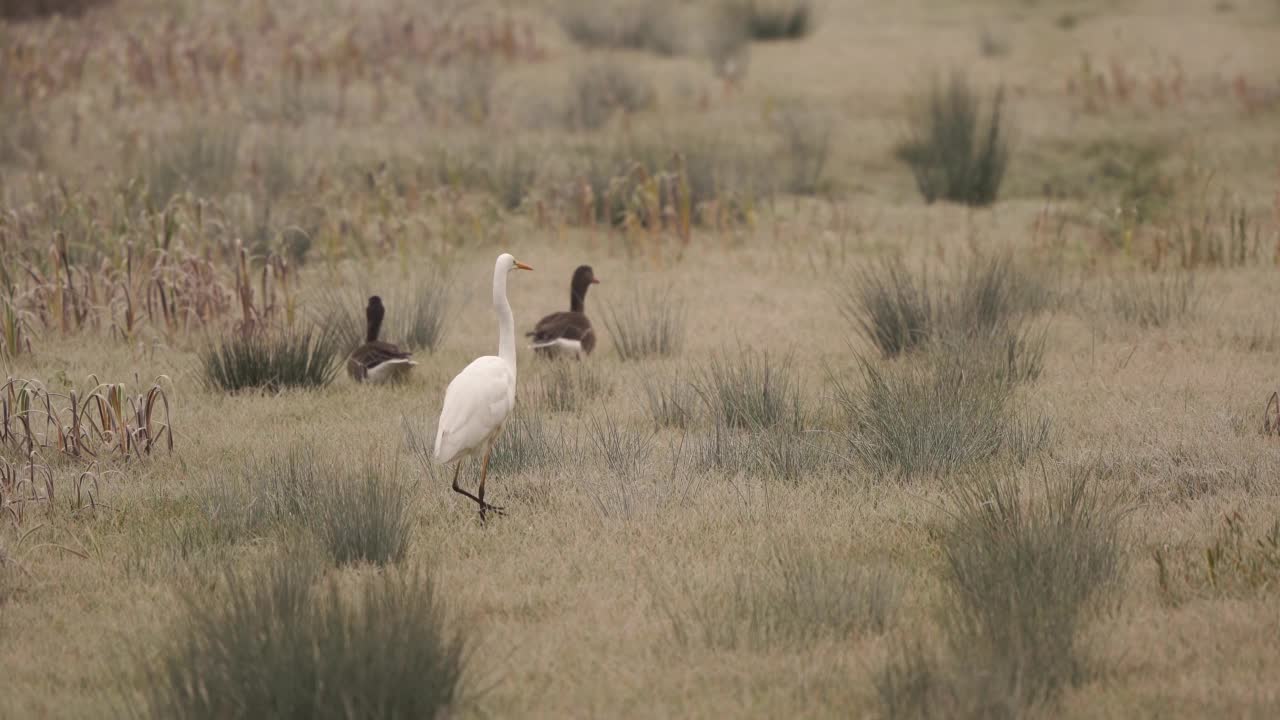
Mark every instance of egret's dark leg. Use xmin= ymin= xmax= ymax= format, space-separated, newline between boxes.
xmin=450 ymin=460 xmax=485 ymax=508
xmin=476 ymin=444 xmax=504 ymax=521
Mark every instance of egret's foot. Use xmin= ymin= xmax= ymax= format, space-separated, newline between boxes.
xmin=478 ymin=502 xmax=505 ymax=521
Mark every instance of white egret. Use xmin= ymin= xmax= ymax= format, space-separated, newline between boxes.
xmin=346 ymin=296 xmax=416 ymax=383
xmin=433 ymin=253 xmax=533 ymax=519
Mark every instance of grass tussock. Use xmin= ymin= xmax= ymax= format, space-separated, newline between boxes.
xmin=136 ymin=558 xmax=466 ymax=720
xmin=836 ymin=343 xmax=1049 ymax=478
xmin=603 ymin=288 xmax=687 ymax=360
xmin=1106 ymin=270 xmax=1201 ymax=328
xmin=311 ymin=468 xmax=413 ymax=568
xmin=641 ymin=368 xmax=697 ymax=429
xmin=199 ymin=324 xmax=342 ymax=393
xmin=896 ymin=73 xmax=1010 ymax=207
xmin=487 ymin=411 xmax=564 ymax=476
xmin=557 ymin=1 xmax=687 ymax=56
xmin=536 ymin=361 xmax=610 ymax=412
xmin=843 ymin=253 xmax=1051 ymax=358
xmin=718 ymin=0 xmax=815 ymax=41
xmin=567 ymin=62 xmax=657 ymax=131
xmin=769 ymin=105 xmax=833 ymax=195
xmin=144 ymin=122 xmax=242 ymax=209
xmin=878 ymin=465 xmax=1125 ymax=718
xmin=324 ymin=282 xmax=450 ymax=355
xmin=695 ymin=348 xmax=804 ymax=430
xmin=0 ymin=0 xmax=110 ymax=20
xmin=1154 ymin=510 xmax=1280 ymax=604
xmin=588 ymin=411 xmax=657 ymax=481
xmin=842 ymin=258 xmax=934 ymax=357
xmin=663 ymin=537 xmax=899 ymax=651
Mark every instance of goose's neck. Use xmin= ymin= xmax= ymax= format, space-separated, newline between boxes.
xmin=494 ymin=268 xmax=516 ymax=371
xmin=570 ymin=288 xmax=585 ymax=314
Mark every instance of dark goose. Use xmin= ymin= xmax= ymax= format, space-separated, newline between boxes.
xmin=527 ymin=265 xmax=599 ymax=359
xmin=346 ymin=296 xmax=417 ymax=383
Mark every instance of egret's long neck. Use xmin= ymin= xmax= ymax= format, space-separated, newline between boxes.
xmin=494 ymin=267 xmax=516 ymax=371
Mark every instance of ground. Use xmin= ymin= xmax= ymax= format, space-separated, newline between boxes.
xmin=1 ymin=0 xmax=1280 ymax=717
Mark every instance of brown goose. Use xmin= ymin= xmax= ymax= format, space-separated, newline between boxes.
xmin=346 ymin=296 xmax=417 ymax=383
xmin=527 ymin=265 xmax=599 ymax=359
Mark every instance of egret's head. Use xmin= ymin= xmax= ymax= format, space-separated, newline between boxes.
xmin=497 ymin=253 xmax=534 ymax=273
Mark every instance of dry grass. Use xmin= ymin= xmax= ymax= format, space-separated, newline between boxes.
xmin=134 ymin=557 xmax=466 ymax=719
xmin=2 ymin=0 xmax=1280 ymax=717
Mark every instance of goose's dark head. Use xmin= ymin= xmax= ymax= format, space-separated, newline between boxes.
xmin=570 ymin=265 xmax=599 ymax=312
xmin=366 ymin=296 xmax=386 ymax=343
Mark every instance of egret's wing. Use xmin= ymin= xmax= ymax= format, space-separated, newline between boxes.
xmin=433 ymin=356 xmax=513 ymax=464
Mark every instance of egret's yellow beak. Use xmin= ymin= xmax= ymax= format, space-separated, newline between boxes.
xmin=515 ymin=261 xmax=534 ymax=271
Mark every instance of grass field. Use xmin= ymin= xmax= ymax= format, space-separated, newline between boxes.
xmin=2 ymin=0 xmax=1280 ymax=717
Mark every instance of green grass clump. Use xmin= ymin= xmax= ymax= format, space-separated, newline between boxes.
xmin=200 ymin=325 xmax=341 ymax=393
xmin=1106 ymin=270 xmax=1201 ymax=328
xmin=487 ymin=411 xmax=563 ymax=476
xmin=718 ymin=0 xmax=815 ymax=41
xmin=896 ymin=73 xmax=1010 ymax=207
xmin=641 ymin=368 xmax=696 ymax=428
xmin=144 ymin=122 xmax=242 ymax=209
xmin=695 ymin=349 xmax=803 ymax=430
xmin=842 ymin=258 xmax=934 ymax=357
xmin=567 ymin=61 xmax=657 ymax=130
xmin=663 ymin=537 xmax=898 ymax=651
xmin=536 ymin=361 xmax=610 ymax=412
xmin=843 ymin=253 xmax=1051 ymax=359
xmin=324 ymin=283 xmax=449 ymax=356
xmin=877 ymin=465 xmax=1125 ymax=718
xmin=603 ymin=288 xmax=687 ymax=360
xmin=137 ymin=559 xmax=466 ymax=719
xmin=311 ymin=469 xmax=413 ymax=568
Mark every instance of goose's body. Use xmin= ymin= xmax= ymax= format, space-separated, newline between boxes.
xmin=347 ymin=297 xmax=417 ymax=384
xmin=433 ymin=253 xmax=533 ymax=520
xmin=528 ymin=265 xmax=599 ymax=360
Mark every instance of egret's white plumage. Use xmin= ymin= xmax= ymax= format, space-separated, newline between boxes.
xmin=434 ymin=355 xmax=515 ymax=465
xmin=433 ymin=253 xmax=532 ymax=518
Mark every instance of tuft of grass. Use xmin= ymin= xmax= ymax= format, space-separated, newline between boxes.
xmin=488 ymin=411 xmax=563 ymax=476
xmin=938 ymin=465 xmax=1125 ymax=713
xmin=414 ymin=59 xmax=497 ymax=125
xmin=602 ymin=288 xmax=687 ymax=360
xmin=718 ymin=0 xmax=815 ymax=42
xmin=144 ymin=122 xmax=242 ymax=209
xmin=588 ymin=411 xmax=657 ymax=481
xmin=751 ymin=425 xmax=831 ymax=483
xmin=199 ymin=324 xmax=341 ymax=393
xmin=486 ymin=144 xmax=542 ymax=211
xmin=843 ymin=253 xmax=1052 ymax=358
xmin=835 ymin=338 xmax=1047 ymax=478
xmin=0 ymin=0 xmax=110 ymax=20
xmin=557 ymin=1 xmax=687 ymax=56
xmin=695 ymin=348 xmax=804 ymax=430
xmin=537 ymin=361 xmax=610 ymax=412
xmin=311 ymin=468 xmax=413 ymax=568
xmin=136 ymin=558 xmax=466 ymax=719
xmin=663 ymin=538 xmax=899 ymax=651
xmin=324 ymin=282 xmax=450 ymax=355
xmin=896 ymin=73 xmax=1010 ymax=207
xmin=1106 ymin=270 xmax=1201 ymax=328
xmin=841 ymin=258 xmax=934 ymax=357
xmin=1154 ymin=511 xmax=1280 ymax=604
xmin=566 ymin=61 xmax=657 ymax=131
xmin=769 ymin=105 xmax=832 ymax=195
xmin=641 ymin=368 xmax=697 ymax=429
xmin=690 ymin=423 xmax=754 ymax=475
xmin=876 ymin=465 xmax=1124 ymax=718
